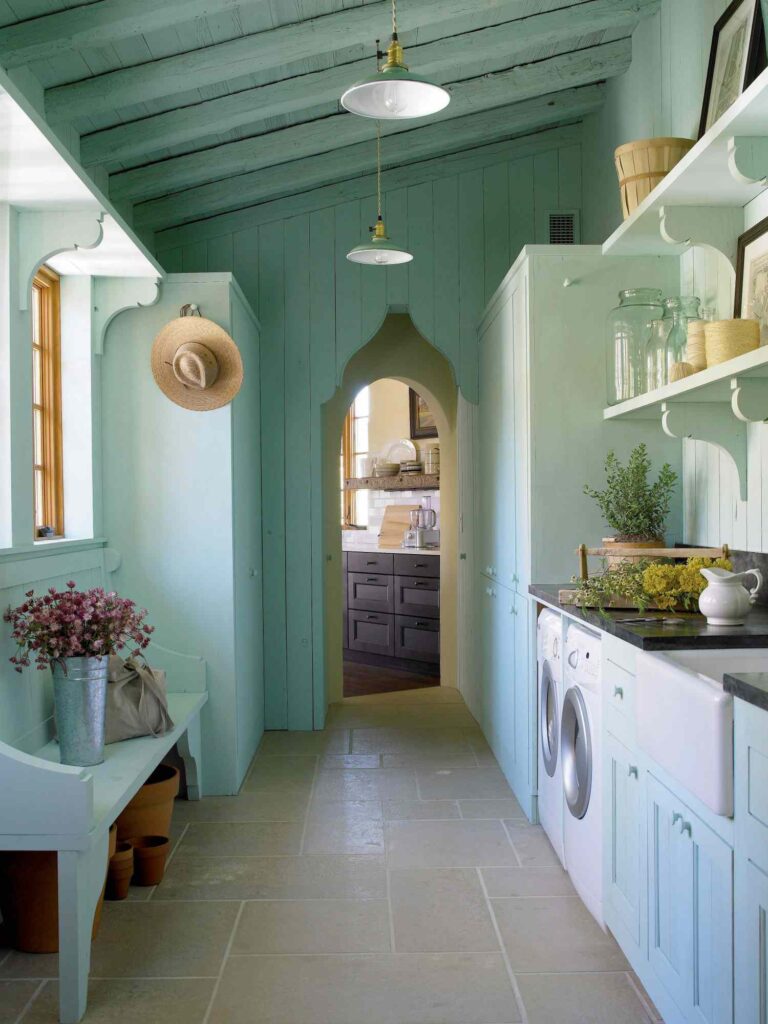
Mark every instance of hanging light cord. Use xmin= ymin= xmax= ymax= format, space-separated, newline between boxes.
xmin=392 ymin=0 xmax=397 ymax=36
xmin=376 ymin=122 xmax=383 ymax=221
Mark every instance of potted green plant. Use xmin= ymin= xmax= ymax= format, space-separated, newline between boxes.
xmin=584 ymin=443 xmax=677 ymax=564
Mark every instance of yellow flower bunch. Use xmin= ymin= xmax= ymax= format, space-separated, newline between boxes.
xmin=642 ymin=557 xmax=732 ymax=610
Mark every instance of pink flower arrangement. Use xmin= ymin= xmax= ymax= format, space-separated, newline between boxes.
xmin=3 ymin=581 xmax=154 ymax=672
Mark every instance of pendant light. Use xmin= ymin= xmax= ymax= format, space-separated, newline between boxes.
xmin=347 ymin=125 xmax=413 ymax=266
xmin=341 ymin=0 xmax=450 ymax=120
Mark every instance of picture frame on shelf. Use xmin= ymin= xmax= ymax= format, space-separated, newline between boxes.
xmin=699 ymin=0 xmax=766 ymax=138
xmin=735 ymin=214 xmax=768 ymax=344
xmin=409 ymin=389 xmax=438 ymax=440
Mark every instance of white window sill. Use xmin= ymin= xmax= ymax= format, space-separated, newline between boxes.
xmin=0 ymin=537 xmax=107 ymax=562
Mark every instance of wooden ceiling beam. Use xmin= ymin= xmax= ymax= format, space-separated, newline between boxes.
xmin=112 ymin=39 xmax=629 ymax=203
xmin=134 ymin=83 xmax=605 ymax=232
xmin=81 ymin=0 xmax=655 ymax=169
xmin=44 ymin=0 xmax=598 ymax=121
xmin=0 ymin=0 xmax=269 ymax=69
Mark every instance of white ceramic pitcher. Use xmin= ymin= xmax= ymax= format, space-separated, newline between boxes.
xmin=698 ymin=566 xmax=764 ymax=626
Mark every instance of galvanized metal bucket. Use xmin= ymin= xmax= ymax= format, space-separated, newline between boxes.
xmin=52 ymin=657 xmax=109 ymax=766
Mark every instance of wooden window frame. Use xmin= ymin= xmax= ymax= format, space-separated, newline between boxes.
xmin=32 ymin=265 xmax=64 ymax=539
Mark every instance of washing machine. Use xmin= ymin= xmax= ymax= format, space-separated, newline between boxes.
xmin=562 ymin=622 xmax=604 ymax=927
xmin=536 ymin=609 xmax=565 ymax=866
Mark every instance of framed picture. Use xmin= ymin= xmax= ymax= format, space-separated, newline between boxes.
xmin=409 ymin=389 xmax=437 ymax=440
xmin=699 ymin=0 xmax=766 ymax=138
xmin=736 ymin=214 xmax=768 ymax=343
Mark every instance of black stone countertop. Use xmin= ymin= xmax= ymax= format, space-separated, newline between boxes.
xmin=529 ymin=583 xmax=768 ymax=652
xmin=723 ymin=673 xmax=768 ymax=712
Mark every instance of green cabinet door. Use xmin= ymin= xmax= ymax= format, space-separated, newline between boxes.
xmin=605 ymin=732 xmax=643 ymax=955
xmin=478 ymin=318 xmax=501 ymax=579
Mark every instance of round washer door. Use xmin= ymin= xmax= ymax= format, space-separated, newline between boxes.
xmin=561 ymin=685 xmax=592 ymax=819
xmin=539 ymin=662 xmax=559 ymax=778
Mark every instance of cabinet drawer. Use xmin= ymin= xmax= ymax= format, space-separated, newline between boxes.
xmin=395 ymin=614 xmax=440 ymax=663
xmin=394 ymin=553 xmax=440 ymax=578
xmin=347 ymin=551 xmax=394 ymax=574
xmin=394 ymin=575 xmax=440 ymax=619
xmin=348 ymin=572 xmax=394 ymax=614
xmin=348 ymin=609 xmax=394 ymax=657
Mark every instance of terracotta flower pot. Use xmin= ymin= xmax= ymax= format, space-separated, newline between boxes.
xmin=0 ymin=825 xmax=115 ymax=953
xmin=129 ymin=836 xmax=170 ymax=886
xmin=116 ymin=764 xmax=179 ymax=841
xmin=106 ymin=842 xmax=134 ymax=901
xmin=603 ymin=537 xmax=664 ymax=569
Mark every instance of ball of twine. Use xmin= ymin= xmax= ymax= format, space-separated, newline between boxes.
xmin=669 ymin=361 xmax=694 ymax=382
xmin=685 ymin=320 xmax=707 ymax=372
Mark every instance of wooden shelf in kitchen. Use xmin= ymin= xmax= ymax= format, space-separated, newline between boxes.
xmin=345 ymin=474 xmax=440 ymax=491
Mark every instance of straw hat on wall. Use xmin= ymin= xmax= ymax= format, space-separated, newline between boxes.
xmin=151 ymin=304 xmax=243 ymax=411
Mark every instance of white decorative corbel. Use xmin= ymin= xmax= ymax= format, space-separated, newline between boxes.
xmin=102 ymin=547 xmax=122 ymax=574
xmin=661 ymin=400 xmax=748 ymax=500
xmin=92 ymin=276 xmax=161 ymax=355
xmin=17 ymin=208 xmax=104 ymax=309
xmin=727 ymin=136 xmax=768 ymax=186
xmin=659 ymin=205 xmax=743 ymax=271
xmin=730 ymin=377 xmax=768 ymax=422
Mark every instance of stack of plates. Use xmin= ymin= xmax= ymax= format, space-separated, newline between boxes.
xmin=400 ymin=461 xmax=423 ymax=474
xmin=374 ymin=462 xmax=399 ymax=477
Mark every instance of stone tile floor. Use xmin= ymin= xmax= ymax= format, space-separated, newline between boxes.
xmin=0 ymin=686 xmax=663 ymax=1023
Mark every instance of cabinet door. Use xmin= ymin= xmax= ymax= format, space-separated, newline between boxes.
xmin=512 ymin=591 xmax=530 ymax=799
xmin=348 ymin=572 xmax=395 ymax=614
xmin=647 ymin=774 xmax=733 ymax=1024
xmin=735 ymin=857 xmax=768 ymax=1024
xmin=478 ymin=320 xmax=500 ymax=579
xmin=479 ymin=578 xmax=497 ymax=744
xmin=512 ymin=274 xmax=529 ymax=589
xmin=348 ymin=610 xmax=395 ymax=657
xmin=496 ymin=293 xmax=516 ymax=589
xmin=605 ymin=732 xmax=643 ymax=953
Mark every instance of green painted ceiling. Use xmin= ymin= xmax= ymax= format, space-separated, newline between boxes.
xmin=0 ymin=0 xmax=658 ymax=238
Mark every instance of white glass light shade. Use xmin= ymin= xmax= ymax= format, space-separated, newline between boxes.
xmin=341 ymin=67 xmax=450 ymax=120
xmin=346 ymin=236 xmax=413 ymax=265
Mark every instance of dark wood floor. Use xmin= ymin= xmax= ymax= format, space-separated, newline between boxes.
xmin=343 ymin=660 xmax=440 ymax=698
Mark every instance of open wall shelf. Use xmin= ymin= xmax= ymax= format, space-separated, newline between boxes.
xmin=345 ymin=474 xmax=440 ymax=491
xmin=602 ymin=67 xmax=768 ymax=269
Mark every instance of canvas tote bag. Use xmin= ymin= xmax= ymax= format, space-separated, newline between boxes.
xmin=105 ymin=654 xmax=174 ymax=744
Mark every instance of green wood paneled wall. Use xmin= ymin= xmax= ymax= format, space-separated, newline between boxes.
xmin=156 ymin=138 xmax=582 ymax=730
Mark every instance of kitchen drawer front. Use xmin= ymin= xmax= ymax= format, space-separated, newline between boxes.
xmin=395 ymin=614 xmax=440 ymax=663
xmin=603 ymin=633 xmax=637 ymax=676
xmin=604 ymin=658 xmax=636 ymax=747
xmin=394 ymin=553 xmax=440 ymax=578
xmin=348 ymin=609 xmax=395 ymax=657
xmin=394 ymin=575 xmax=440 ymax=619
xmin=348 ymin=572 xmax=394 ymax=614
xmin=347 ymin=551 xmax=394 ymax=574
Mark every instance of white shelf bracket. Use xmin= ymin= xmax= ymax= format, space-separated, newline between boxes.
xmin=661 ymin=400 xmax=748 ymax=500
xmin=731 ymin=376 xmax=768 ymax=423
xmin=17 ymin=209 xmax=104 ymax=309
xmin=92 ymin=277 xmax=161 ymax=355
xmin=659 ymin=205 xmax=742 ymax=271
xmin=727 ymin=136 xmax=768 ymax=186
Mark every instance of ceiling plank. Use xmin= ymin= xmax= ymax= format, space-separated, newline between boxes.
xmin=81 ymin=0 xmax=654 ymax=168
xmin=134 ymin=83 xmax=605 ymax=232
xmin=45 ymin=0 xmax=597 ymax=121
xmin=111 ymin=39 xmax=629 ymax=203
xmin=0 ymin=0 xmax=271 ymax=69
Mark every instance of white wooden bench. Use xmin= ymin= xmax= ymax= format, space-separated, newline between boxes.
xmin=0 ymin=644 xmax=207 ymax=1024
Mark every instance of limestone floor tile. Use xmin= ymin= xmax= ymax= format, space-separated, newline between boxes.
xmin=320 ymin=754 xmax=381 ymax=770
xmin=22 ymin=978 xmax=215 ymax=1024
xmin=459 ymin=797 xmax=526 ymax=819
xmin=417 ymin=767 xmax=514 ymax=800
xmin=627 ymin=972 xmax=664 ymax=1022
xmin=308 ymin=799 xmax=383 ymax=821
xmin=208 ymin=952 xmax=522 ymax=1024
xmin=175 ymin=821 xmax=303 ymax=856
xmin=389 ymin=868 xmax=499 ymax=953
xmin=231 ymin=899 xmax=391 ymax=954
xmin=328 ymin=705 xmax=478 ymax=730
xmin=247 ymin=755 xmax=318 ymax=779
xmin=492 ymin=897 xmax=628 ymax=973
xmin=351 ymin=727 xmax=475 ymax=756
xmin=516 ymin=972 xmax=654 ymax=1024
xmin=172 ymin=791 xmax=309 ymax=823
xmin=311 ymin=768 xmax=416 ymax=802
xmin=383 ymin=798 xmax=460 ymax=820
xmin=0 ymin=980 xmax=39 ymax=1022
xmin=303 ymin=803 xmax=385 ymax=855
xmin=381 ymin=752 xmax=479 ymax=769
xmin=256 ymin=730 xmax=349 ymax=756
xmin=157 ymin=854 xmax=387 ymax=900
xmin=385 ymin=819 xmax=518 ymax=868
xmin=481 ymin=865 xmax=576 ymax=898
xmin=503 ymin=822 xmax=562 ymax=867
xmin=341 ymin=686 xmax=465 ymax=705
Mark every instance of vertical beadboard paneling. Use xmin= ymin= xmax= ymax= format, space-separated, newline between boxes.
xmin=335 ymin=200 xmax=363 ymax=379
xmin=433 ymin=176 xmax=460 ymax=375
xmin=359 ymin=196 xmax=387 ymax=347
xmin=181 ymin=241 xmax=207 ymax=272
xmin=483 ymin=162 xmax=510 ymax=305
xmin=207 ymin=234 xmax=234 ymax=273
xmin=459 ymin=167 xmax=484 ymax=403
xmin=508 ymin=158 xmax=535 ymax=266
xmin=385 ymin=187 xmax=409 ymax=310
xmin=233 ymin=228 xmax=260 ymax=312
xmin=408 ymin=180 xmax=436 ymax=346
xmin=533 ymin=150 xmax=559 ymax=243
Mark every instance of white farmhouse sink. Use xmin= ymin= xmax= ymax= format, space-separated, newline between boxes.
xmin=637 ymin=648 xmax=768 ymax=816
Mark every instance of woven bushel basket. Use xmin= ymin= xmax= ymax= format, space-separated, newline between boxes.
xmin=614 ymin=137 xmax=695 ymax=219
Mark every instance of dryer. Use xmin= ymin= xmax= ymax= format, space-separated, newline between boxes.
xmin=562 ymin=622 xmax=603 ymax=926
xmin=536 ymin=609 xmax=565 ymax=866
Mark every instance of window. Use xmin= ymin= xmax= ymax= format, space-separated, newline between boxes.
xmin=341 ymin=386 xmax=370 ymax=528
xmin=32 ymin=266 xmax=63 ymax=538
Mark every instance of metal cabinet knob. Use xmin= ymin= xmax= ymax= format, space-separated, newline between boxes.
xmin=628 ymin=765 xmax=638 ymax=778
xmin=672 ymin=812 xmax=683 ymax=827
xmin=681 ymin=821 xmax=692 ymax=838
xmin=614 ymin=686 xmax=624 ymax=700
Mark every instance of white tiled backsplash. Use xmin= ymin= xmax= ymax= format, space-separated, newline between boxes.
xmin=367 ymin=491 xmax=441 ymax=534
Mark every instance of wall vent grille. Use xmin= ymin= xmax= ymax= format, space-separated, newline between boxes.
xmin=547 ymin=210 xmax=580 ymax=245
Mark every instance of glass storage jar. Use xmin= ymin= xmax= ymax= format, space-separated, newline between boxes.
xmin=606 ymin=288 xmax=664 ymax=404
xmin=662 ymin=295 xmax=701 ymax=378
xmin=646 ymin=319 xmax=669 ymax=390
